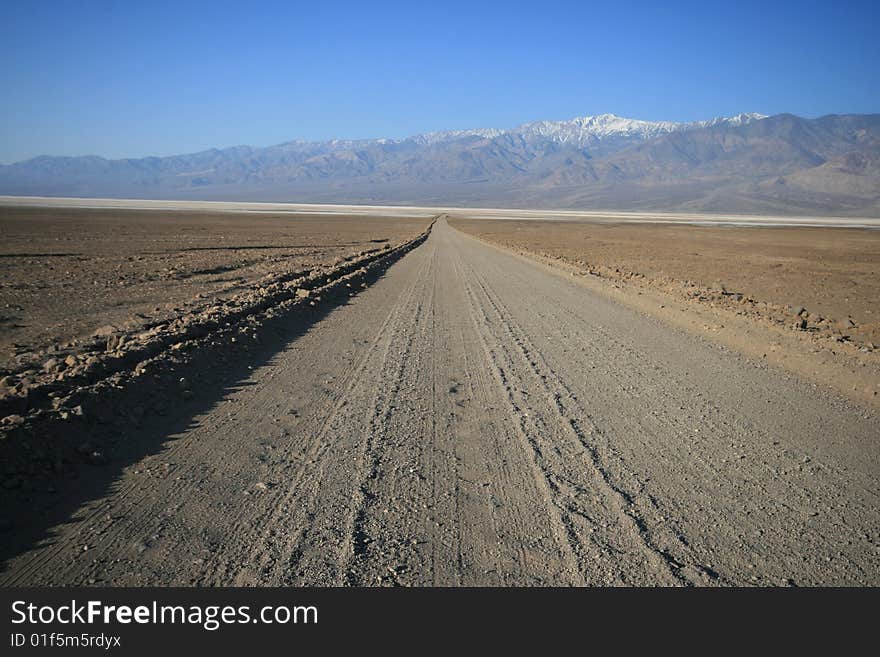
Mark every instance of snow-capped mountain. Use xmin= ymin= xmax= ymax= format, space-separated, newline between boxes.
xmin=3 ymin=112 xmax=878 ymax=216
xmin=409 ymin=112 xmax=767 ymax=149
xmin=408 ymin=127 xmax=505 ymax=146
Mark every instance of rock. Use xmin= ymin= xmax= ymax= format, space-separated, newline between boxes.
xmin=43 ymin=358 xmax=60 ymax=373
xmin=295 ymin=288 xmax=311 ymax=299
xmin=794 ymin=318 xmax=808 ymax=330
xmin=93 ymin=325 xmax=118 ymax=338
xmin=64 ymin=355 xmax=78 ymax=367
xmin=1 ymin=414 xmax=25 ymax=427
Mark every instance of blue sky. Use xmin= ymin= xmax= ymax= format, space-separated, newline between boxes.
xmin=1 ymin=0 xmax=878 ymax=163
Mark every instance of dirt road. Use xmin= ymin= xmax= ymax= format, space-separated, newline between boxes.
xmin=2 ymin=218 xmax=878 ymax=586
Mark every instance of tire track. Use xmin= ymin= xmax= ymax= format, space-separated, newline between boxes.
xmin=459 ymin=254 xmax=695 ymax=584
xmin=450 ymin=247 xmax=594 ymax=584
xmin=449 ymin=225 xmax=880 ymax=585
xmin=255 ymin=246 xmax=436 ymax=585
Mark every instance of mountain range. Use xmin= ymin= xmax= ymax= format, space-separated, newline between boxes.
xmin=2 ymin=112 xmax=879 ymax=215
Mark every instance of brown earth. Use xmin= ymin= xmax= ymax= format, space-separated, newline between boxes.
xmin=0 ymin=206 xmax=432 ymax=372
xmin=449 ymin=217 xmax=880 ymax=407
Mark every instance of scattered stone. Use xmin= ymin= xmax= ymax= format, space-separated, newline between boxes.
xmin=43 ymin=358 xmax=60 ymax=373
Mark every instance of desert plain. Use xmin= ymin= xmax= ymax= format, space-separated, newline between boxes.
xmin=0 ymin=200 xmax=877 ymax=587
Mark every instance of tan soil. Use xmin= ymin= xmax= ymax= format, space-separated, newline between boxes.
xmin=0 ymin=206 xmax=431 ymax=372
xmin=449 ymin=217 xmax=880 ymax=408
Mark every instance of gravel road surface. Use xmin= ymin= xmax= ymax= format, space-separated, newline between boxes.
xmin=2 ymin=218 xmax=878 ymax=586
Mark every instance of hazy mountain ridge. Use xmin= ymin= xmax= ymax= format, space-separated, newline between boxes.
xmin=2 ymin=112 xmax=878 ymax=215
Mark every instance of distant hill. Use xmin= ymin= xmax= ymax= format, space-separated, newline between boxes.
xmin=2 ymin=112 xmax=878 ymax=216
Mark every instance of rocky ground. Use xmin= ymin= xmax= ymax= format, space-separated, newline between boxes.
xmin=0 ymin=206 xmax=432 ymax=372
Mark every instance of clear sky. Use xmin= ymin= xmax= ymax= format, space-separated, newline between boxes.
xmin=1 ymin=0 xmax=878 ymax=163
